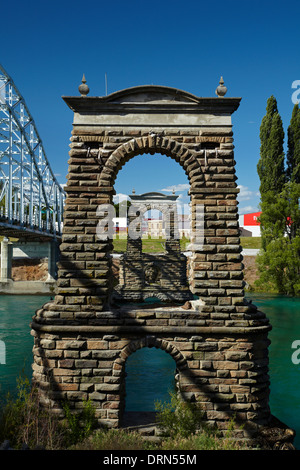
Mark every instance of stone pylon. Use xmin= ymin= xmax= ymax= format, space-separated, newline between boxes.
xmin=31 ymin=83 xmax=272 ymax=442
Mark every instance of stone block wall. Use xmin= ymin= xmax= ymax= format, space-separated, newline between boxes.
xmin=31 ymin=303 xmax=271 ymax=438
xmin=116 ymin=252 xmax=192 ymax=302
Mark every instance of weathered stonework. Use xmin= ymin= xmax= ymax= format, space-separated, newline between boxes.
xmin=30 ymin=85 xmax=274 ymax=441
xmin=116 ymin=252 xmax=192 ymax=302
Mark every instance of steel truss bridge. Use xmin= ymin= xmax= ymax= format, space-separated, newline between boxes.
xmin=0 ymin=64 xmax=65 ymax=241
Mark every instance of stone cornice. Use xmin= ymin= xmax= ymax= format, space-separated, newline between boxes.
xmin=62 ymin=85 xmax=241 ymax=115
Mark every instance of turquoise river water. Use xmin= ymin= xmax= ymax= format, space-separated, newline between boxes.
xmin=0 ymin=293 xmax=300 ymax=448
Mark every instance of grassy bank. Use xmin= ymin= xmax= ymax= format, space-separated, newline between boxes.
xmin=112 ymin=236 xmax=262 ymax=253
xmin=240 ymin=237 xmax=261 ymax=249
xmin=112 ymin=236 xmax=190 ymax=253
xmin=0 ymin=375 xmax=250 ymax=451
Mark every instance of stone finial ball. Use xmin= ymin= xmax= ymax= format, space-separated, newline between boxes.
xmin=215 ymin=77 xmax=227 ymax=97
xmin=79 ymin=74 xmax=89 ymax=96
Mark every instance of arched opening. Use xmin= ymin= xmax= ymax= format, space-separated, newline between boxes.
xmin=121 ymin=345 xmax=177 ymax=427
xmin=112 ymin=151 xmax=193 ymax=305
xmin=112 ymin=152 xmax=191 ymax=245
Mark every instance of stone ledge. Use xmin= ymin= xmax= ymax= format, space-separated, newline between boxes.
xmin=31 ymin=320 xmax=271 ymax=336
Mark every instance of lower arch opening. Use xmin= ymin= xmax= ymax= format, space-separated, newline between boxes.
xmin=122 ymin=346 xmax=177 ymax=427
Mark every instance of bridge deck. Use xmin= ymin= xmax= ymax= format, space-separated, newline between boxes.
xmin=0 ymin=219 xmax=62 ymax=241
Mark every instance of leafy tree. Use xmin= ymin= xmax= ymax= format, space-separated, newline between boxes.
xmin=256 ymin=182 xmax=300 ymax=295
xmin=256 ymin=97 xmax=300 ymax=295
xmin=257 ymin=95 xmax=285 ymax=197
xmin=259 ymin=182 xmax=300 ymax=246
xmin=255 ymin=235 xmax=300 ymax=296
xmin=287 ymin=103 xmax=300 ymax=183
xmin=62 ymin=399 xmax=97 ymax=446
xmin=114 ymin=199 xmax=131 ymax=217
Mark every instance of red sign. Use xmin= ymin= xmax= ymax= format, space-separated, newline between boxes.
xmin=244 ymin=212 xmax=262 ymax=226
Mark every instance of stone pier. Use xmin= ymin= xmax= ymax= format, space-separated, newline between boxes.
xmin=30 ymin=81 xmax=274 ymax=442
xmin=0 ymin=237 xmax=12 ymax=282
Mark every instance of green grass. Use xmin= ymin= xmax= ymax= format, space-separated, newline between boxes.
xmin=72 ymin=426 xmax=250 ymax=451
xmin=112 ymin=236 xmax=190 ymax=253
xmin=240 ymin=237 xmax=261 ymax=249
xmin=0 ymin=370 xmax=256 ymax=451
xmin=112 ymin=236 xmax=261 ymax=253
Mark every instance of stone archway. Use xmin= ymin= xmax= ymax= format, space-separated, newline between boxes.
xmin=96 ymin=134 xmax=206 ymax=305
xmin=30 ymin=83 xmax=274 ymax=442
xmin=99 ymin=134 xmax=204 ymax=191
xmin=114 ymin=335 xmax=188 ymax=374
xmin=113 ymin=336 xmax=186 ymax=425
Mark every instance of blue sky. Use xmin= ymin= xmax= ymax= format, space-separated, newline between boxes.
xmin=1 ymin=0 xmax=300 ymax=215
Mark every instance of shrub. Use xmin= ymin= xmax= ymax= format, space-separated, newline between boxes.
xmin=154 ymin=392 xmax=250 ymax=450
xmin=62 ymin=398 xmax=97 ymax=446
xmin=72 ymin=428 xmax=147 ymax=450
xmin=159 ymin=431 xmax=249 ymax=451
xmin=155 ymin=391 xmax=204 ymax=438
xmin=0 ymin=372 xmax=64 ymax=449
xmin=0 ymin=372 xmax=97 ymax=449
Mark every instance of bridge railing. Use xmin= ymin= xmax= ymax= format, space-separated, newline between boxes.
xmin=0 ymin=205 xmax=63 ymax=235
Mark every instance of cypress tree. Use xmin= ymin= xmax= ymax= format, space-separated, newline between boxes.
xmin=287 ymin=103 xmax=300 ymax=183
xmin=257 ymin=95 xmax=285 ymax=197
xmin=256 ymin=100 xmax=300 ymax=294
